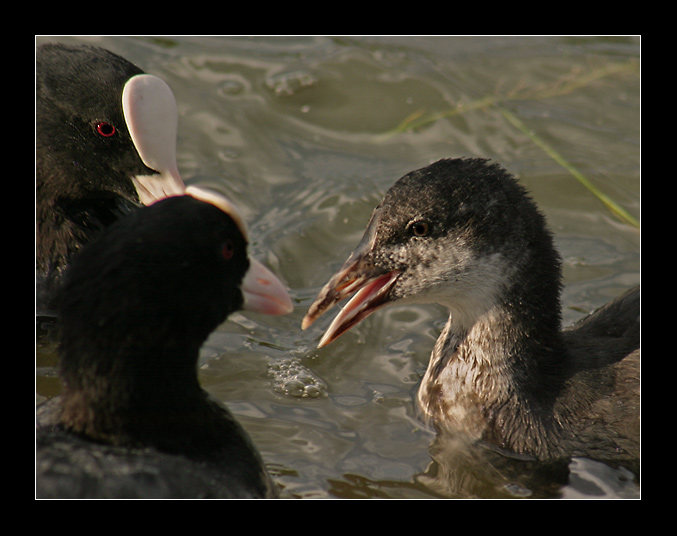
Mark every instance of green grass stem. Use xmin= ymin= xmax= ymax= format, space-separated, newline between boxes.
xmin=378 ymin=60 xmax=639 ymax=228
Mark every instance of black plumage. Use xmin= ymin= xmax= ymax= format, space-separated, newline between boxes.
xmin=36 ymin=188 xmax=292 ymax=499
xmin=36 ymin=43 xmax=185 ymax=314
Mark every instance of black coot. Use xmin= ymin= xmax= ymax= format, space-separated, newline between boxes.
xmin=36 ymin=43 xmax=185 ymax=314
xmin=36 ymin=186 xmax=293 ymax=499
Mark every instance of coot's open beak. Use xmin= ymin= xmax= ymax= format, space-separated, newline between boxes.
xmin=122 ymin=74 xmax=186 ymax=205
xmin=302 ymin=249 xmax=399 ymax=347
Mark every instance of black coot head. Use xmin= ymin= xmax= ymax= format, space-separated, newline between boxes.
xmin=36 ymin=43 xmax=184 ymax=204
xmin=36 ymin=43 xmax=186 ymax=312
xmin=58 ymin=193 xmax=251 ymax=364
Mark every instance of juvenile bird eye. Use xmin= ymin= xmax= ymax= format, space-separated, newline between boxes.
xmin=221 ymin=240 xmax=235 ymax=260
xmin=95 ymin=121 xmax=117 ymax=137
xmin=410 ymin=220 xmax=430 ymax=237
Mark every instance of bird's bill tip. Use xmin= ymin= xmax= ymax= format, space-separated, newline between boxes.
xmin=242 ymin=257 xmax=293 ymax=316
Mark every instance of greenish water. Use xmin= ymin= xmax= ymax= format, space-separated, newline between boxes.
xmin=35 ymin=35 xmax=640 ymax=499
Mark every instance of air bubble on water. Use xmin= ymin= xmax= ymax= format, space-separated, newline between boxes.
xmin=268 ymin=356 xmax=327 ymax=398
xmin=264 ymin=70 xmax=318 ymax=97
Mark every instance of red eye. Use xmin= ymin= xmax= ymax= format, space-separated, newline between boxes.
xmin=222 ymin=240 xmax=234 ymax=260
xmin=95 ymin=121 xmax=116 ymax=137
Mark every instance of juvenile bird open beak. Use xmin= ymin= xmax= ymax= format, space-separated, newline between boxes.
xmin=302 ymin=250 xmax=399 ymax=347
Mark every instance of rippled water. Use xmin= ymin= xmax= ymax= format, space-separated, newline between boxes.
xmin=35 ymin=35 xmax=640 ymax=499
